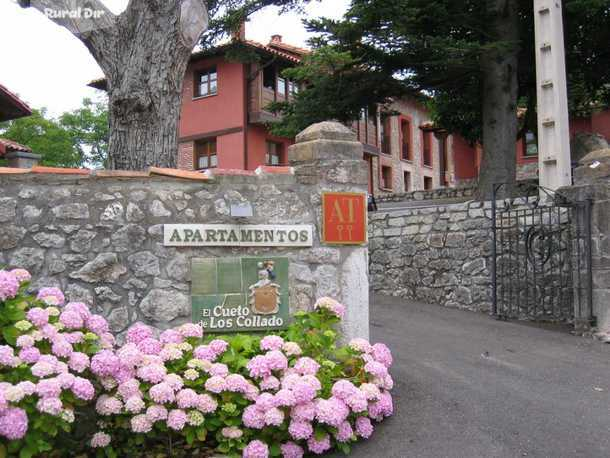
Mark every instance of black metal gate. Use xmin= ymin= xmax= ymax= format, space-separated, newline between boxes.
xmin=491 ymin=184 xmax=594 ymax=331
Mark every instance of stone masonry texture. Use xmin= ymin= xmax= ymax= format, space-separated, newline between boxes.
xmin=0 ymin=122 xmax=370 ymax=341
xmin=369 ymin=200 xmax=495 ymax=312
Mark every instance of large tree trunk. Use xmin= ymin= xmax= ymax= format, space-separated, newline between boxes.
xmin=478 ymin=0 xmax=520 ymax=199
xmin=22 ymin=0 xmax=209 ymax=170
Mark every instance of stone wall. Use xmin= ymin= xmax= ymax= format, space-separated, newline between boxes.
xmin=369 ymin=200 xmax=494 ymax=312
xmin=375 ymin=186 xmax=476 ymax=204
xmin=0 ymin=122 xmax=370 ymax=341
xmin=561 ymin=148 xmax=610 ymax=338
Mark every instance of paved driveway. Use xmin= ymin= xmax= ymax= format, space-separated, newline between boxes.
xmin=333 ymin=295 xmax=610 ymax=458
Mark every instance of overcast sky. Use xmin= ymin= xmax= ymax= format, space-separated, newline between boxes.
xmin=0 ymin=0 xmax=349 ymax=117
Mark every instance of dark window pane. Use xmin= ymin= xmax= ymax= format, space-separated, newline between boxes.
xmin=263 ymin=66 xmax=275 ymax=90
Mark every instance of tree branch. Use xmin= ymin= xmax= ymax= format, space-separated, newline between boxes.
xmin=25 ymin=0 xmax=116 ymax=37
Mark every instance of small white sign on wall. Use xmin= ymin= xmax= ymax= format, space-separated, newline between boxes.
xmin=163 ymin=224 xmax=314 ymax=247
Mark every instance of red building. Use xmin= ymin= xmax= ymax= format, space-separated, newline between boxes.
xmin=175 ymin=32 xmax=308 ymax=172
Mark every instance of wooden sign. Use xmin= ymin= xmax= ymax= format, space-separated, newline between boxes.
xmin=191 ymin=257 xmax=290 ymax=333
xmin=322 ymin=192 xmax=367 ymax=245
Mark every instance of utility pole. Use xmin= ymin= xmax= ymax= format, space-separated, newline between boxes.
xmin=533 ymin=0 xmax=572 ymax=192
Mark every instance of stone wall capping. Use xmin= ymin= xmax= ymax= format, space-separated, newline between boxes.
xmin=32 ymin=165 xmax=91 ymax=175
xmin=0 ymin=167 xmax=31 ymax=174
xmin=294 ymin=121 xmax=358 ymax=143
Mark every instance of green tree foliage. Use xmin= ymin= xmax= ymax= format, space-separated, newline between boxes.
xmin=0 ymin=98 xmax=108 ymax=168
xmin=270 ymin=0 xmax=610 ymax=144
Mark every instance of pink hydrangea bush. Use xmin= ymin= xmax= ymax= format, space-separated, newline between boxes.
xmin=0 ymin=270 xmax=109 ymax=457
xmin=88 ymin=300 xmax=393 ymax=457
xmin=1 ymin=271 xmax=395 ymax=457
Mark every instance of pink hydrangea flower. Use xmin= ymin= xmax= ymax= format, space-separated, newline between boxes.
xmin=0 ymin=407 xmax=28 ymax=440
xmin=90 ymin=431 xmax=111 ymax=448
xmin=291 ymin=380 xmax=317 ymax=404
xmin=209 ymin=339 xmax=228 ymax=356
xmin=86 ymin=315 xmax=109 ymax=335
xmin=26 ymin=307 xmax=49 ymax=327
xmin=369 ymin=391 xmax=393 ymax=420
xmin=264 ymin=407 xmax=284 ymax=426
xmin=349 ymin=338 xmax=373 ymax=353
xmin=221 ymin=426 xmax=243 ymax=439
xmin=346 ymin=390 xmax=368 ymax=413
xmin=265 ymin=350 xmax=288 ymax=372
xmin=315 ymin=397 xmax=349 ymax=427
xmin=260 ymin=335 xmax=284 ymax=351
xmin=118 ymin=379 xmax=141 ymax=400
xmin=355 ymin=416 xmax=374 ymax=438
xmin=307 ymin=433 xmax=331 ymax=455
xmin=16 ymin=381 xmax=36 ymax=396
xmin=10 ymin=269 xmax=31 ymax=284
xmin=313 ymin=297 xmax=345 ymax=319
xmin=281 ymin=442 xmax=304 ymax=458
xmin=360 ymin=383 xmax=381 ymax=401
xmin=288 ymin=420 xmax=313 ymax=440
xmin=247 ymin=355 xmax=270 ymax=378
xmin=56 ymin=373 xmax=75 ymax=389
xmin=16 ymin=334 xmax=34 ymax=349
xmin=243 ymin=440 xmax=269 ymax=458
xmin=95 ymin=395 xmax=123 ymax=416
xmin=178 ymin=323 xmax=203 ymax=339
xmin=290 ymin=402 xmax=316 ymax=422
xmin=64 ymin=302 xmax=91 ymax=320
xmin=37 ymin=287 xmax=65 ymax=306
xmin=126 ymin=323 xmax=154 ymax=345
xmin=336 ymin=421 xmax=354 ymax=442
xmin=293 ymin=357 xmax=320 ymax=376
xmin=31 ymin=359 xmax=56 ymax=377
xmin=225 ymin=374 xmax=249 ymax=393
xmin=68 ymin=352 xmax=90 ymax=373
xmin=0 ymin=346 xmax=15 ymax=367
xmin=90 ymin=350 xmax=120 ymax=377
xmin=36 ymin=397 xmax=63 ymax=416
xmin=137 ymin=364 xmax=167 ymax=384
xmin=59 ymin=310 xmax=84 ymax=330
xmin=117 ymin=343 xmax=143 ymax=367
xmin=164 ymin=373 xmax=184 ymax=391
xmin=274 ymin=389 xmax=296 ymax=407
xmin=204 ymin=376 xmax=226 ymax=393
xmin=196 ymin=393 xmax=218 ymax=414
xmin=364 ymin=360 xmax=388 ymax=379
xmin=36 ymin=378 xmax=62 ymax=399
xmin=331 ymin=380 xmax=358 ymax=400
xmin=72 ymin=377 xmax=95 ymax=400
xmin=371 ymin=343 xmax=393 ymax=368
xmin=209 ymin=363 xmax=229 ymax=377
xmin=159 ymin=329 xmax=183 ymax=344
xmin=242 ymin=405 xmax=265 ymax=429
xmin=146 ymin=404 xmax=168 ymax=422
xmin=125 ymin=396 xmax=145 ymax=413
xmin=149 ymin=382 xmax=175 ymax=404
xmin=193 ymin=344 xmax=215 ymax=361
xmin=255 ymin=393 xmax=276 ymax=410
xmin=167 ymin=409 xmax=188 ymax=431
xmin=176 ymin=388 xmax=199 ymax=409
xmin=19 ymin=347 xmax=41 ymax=364
xmin=137 ymin=337 xmax=162 ymax=355
xmin=131 ymin=414 xmax=153 ymax=433
xmin=51 ymin=338 xmax=73 ymax=358
xmin=260 ymin=375 xmax=280 ymax=391
xmin=282 ymin=342 xmax=302 ymax=357
xmin=64 ymin=331 xmax=85 ymax=344
xmin=0 ymin=271 xmax=20 ymax=302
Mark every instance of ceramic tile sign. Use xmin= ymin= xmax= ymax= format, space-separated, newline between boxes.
xmin=191 ymin=257 xmax=290 ymax=333
xmin=164 ymin=224 xmax=313 ymax=247
xmin=321 ymin=192 xmax=368 ymax=245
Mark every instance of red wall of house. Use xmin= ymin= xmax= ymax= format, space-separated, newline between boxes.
xmin=452 ymin=135 xmax=477 ymax=180
xmin=591 ymin=110 xmax=610 ymax=141
xmin=246 ymin=125 xmax=293 ymax=170
xmin=179 ymin=57 xmax=246 ymax=138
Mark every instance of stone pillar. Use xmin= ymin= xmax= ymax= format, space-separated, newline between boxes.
xmin=562 ymin=148 xmax=610 ymax=340
xmin=289 ymin=121 xmax=370 ymax=340
xmin=6 ymin=151 xmax=41 ymax=169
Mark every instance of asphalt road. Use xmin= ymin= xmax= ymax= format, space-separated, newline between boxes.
xmin=332 ymin=295 xmax=610 ymax=458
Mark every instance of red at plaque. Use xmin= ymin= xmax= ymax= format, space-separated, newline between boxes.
xmin=322 ymin=192 xmax=367 ymax=245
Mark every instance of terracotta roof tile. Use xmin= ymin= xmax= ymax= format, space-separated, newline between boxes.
xmin=31 ymin=166 xmax=91 ymax=175
xmin=209 ymin=168 xmax=257 ymax=177
xmin=255 ymin=165 xmax=294 ymax=175
xmin=0 ymin=83 xmax=32 ymax=122
xmin=94 ymin=170 xmax=150 ymax=178
xmin=0 ymin=167 xmax=32 ymax=174
xmin=149 ymin=167 xmax=212 ymax=180
xmin=0 ymin=138 xmax=32 ymax=154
